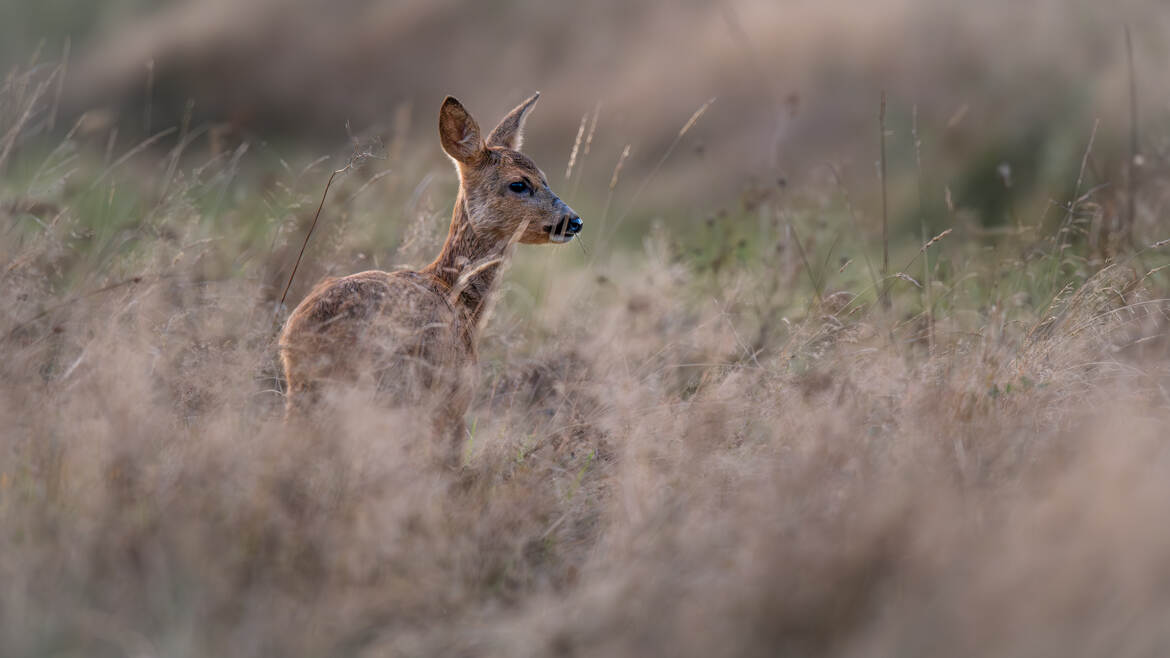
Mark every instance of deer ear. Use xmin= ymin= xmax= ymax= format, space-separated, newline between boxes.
xmin=486 ymin=92 xmax=540 ymax=150
xmin=439 ymin=96 xmax=485 ymax=165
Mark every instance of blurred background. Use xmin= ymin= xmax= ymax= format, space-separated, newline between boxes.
xmin=5 ymin=0 xmax=1169 ymax=236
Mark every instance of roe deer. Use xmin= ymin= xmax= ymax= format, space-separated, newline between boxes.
xmin=279 ymin=93 xmax=581 ymax=461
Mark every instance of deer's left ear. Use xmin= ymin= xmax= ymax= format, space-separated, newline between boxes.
xmin=486 ymin=92 xmax=540 ymax=150
xmin=439 ymin=96 xmax=486 ymax=165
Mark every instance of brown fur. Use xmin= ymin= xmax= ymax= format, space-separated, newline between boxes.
xmin=279 ymin=94 xmax=579 ymax=461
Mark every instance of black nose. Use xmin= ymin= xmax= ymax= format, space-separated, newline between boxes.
xmin=549 ymin=215 xmax=583 ymax=236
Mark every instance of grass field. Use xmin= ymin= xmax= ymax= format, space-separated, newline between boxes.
xmin=4 ymin=3 xmax=1170 ymax=656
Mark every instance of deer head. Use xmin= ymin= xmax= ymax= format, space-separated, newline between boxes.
xmin=438 ymin=93 xmax=582 ymax=245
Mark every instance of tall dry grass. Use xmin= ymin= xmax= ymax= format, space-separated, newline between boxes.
xmin=4 ymin=52 xmax=1170 ymax=658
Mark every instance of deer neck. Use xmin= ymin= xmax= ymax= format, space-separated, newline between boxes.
xmin=425 ymin=191 xmax=508 ymax=326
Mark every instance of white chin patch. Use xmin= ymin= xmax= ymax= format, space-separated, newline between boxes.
xmin=549 ymin=233 xmax=574 ymax=244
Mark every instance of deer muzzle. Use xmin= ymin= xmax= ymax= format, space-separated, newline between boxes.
xmin=547 ymin=213 xmax=582 ymax=243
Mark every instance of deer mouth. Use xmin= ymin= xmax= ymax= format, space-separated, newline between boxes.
xmin=544 ymin=215 xmax=582 ymax=243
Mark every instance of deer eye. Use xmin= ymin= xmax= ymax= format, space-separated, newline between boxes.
xmin=508 ymin=180 xmax=529 ymax=194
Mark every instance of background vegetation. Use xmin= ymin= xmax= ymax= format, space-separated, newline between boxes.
xmin=3 ymin=1 xmax=1170 ymax=656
